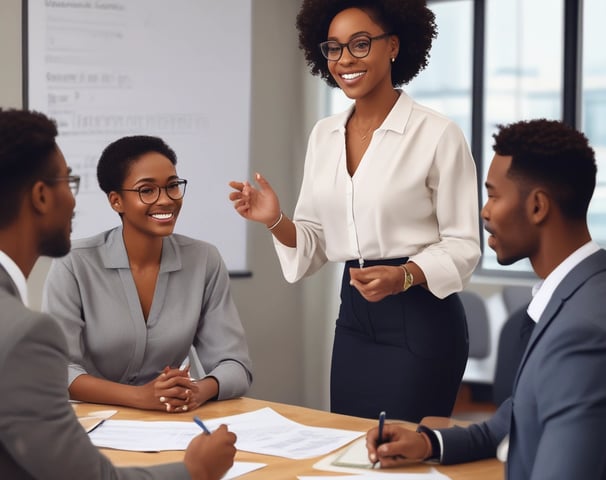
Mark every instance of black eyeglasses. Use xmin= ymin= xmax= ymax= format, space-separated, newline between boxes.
xmin=120 ymin=178 xmax=188 ymax=205
xmin=319 ymin=33 xmax=392 ymax=61
xmin=44 ymin=175 xmax=81 ymax=196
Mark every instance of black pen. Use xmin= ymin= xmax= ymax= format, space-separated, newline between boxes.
xmin=377 ymin=410 xmax=386 ymax=445
xmin=372 ymin=411 xmax=386 ymax=469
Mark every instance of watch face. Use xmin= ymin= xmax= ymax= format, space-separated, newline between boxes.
xmin=401 ymin=264 xmax=413 ymax=291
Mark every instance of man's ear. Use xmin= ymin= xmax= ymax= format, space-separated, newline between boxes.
xmin=528 ymin=188 xmax=550 ymax=225
xmin=30 ymin=180 xmax=51 ymax=215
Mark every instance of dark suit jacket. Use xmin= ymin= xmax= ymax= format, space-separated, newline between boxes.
xmin=438 ymin=249 xmax=606 ymax=479
xmin=0 ymin=267 xmax=190 ymax=479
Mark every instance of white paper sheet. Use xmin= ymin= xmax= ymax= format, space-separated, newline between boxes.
xmin=298 ymin=470 xmax=451 ymax=479
xmin=313 ymin=436 xmax=451 ymax=478
xmin=224 ymin=462 xmax=266 ymax=479
xmin=89 ymin=407 xmax=363 ymax=459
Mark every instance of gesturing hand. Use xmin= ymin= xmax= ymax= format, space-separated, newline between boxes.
xmin=228 ymin=172 xmax=281 ymax=227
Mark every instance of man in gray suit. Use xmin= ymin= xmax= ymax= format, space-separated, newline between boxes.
xmin=366 ymin=119 xmax=606 ymax=479
xmin=0 ymin=108 xmax=236 ymax=480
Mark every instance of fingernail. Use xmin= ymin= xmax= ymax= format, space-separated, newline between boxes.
xmin=369 ymin=453 xmax=377 ymax=462
xmin=182 ymin=405 xmax=188 ymax=411
xmin=165 ymin=403 xmax=171 ymax=412
xmin=256 ymin=172 xmax=260 ymax=179
xmin=159 ymin=396 xmax=166 ymax=403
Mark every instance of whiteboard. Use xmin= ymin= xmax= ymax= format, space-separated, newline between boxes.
xmin=26 ymin=0 xmax=251 ymax=273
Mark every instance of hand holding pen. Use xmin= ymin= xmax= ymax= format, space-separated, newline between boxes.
xmin=366 ymin=412 xmax=433 ymax=468
xmin=185 ymin=417 xmax=237 ymax=480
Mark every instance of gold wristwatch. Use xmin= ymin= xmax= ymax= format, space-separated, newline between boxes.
xmin=400 ymin=264 xmax=414 ymax=292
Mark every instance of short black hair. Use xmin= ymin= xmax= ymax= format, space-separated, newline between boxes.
xmin=0 ymin=108 xmax=59 ymax=227
xmin=296 ymin=0 xmax=436 ymax=88
xmin=493 ymin=119 xmax=597 ymax=220
xmin=97 ymin=135 xmax=178 ymax=194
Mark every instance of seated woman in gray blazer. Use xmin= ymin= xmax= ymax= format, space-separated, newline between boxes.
xmin=42 ymin=135 xmax=252 ymax=413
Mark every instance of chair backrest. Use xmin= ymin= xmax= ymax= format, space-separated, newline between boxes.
xmin=502 ymin=285 xmax=533 ymax=314
xmin=459 ymin=291 xmax=491 ymax=359
xmin=492 ymin=304 xmax=534 ymax=406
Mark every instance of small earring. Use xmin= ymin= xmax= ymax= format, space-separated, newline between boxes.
xmin=391 ymin=57 xmax=395 ymax=63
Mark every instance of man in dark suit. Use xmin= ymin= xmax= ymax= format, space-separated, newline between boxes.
xmin=366 ymin=119 xmax=606 ymax=479
xmin=0 ymin=108 xmax=236 ymax=480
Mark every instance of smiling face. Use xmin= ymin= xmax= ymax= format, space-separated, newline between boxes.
xmin=326 ymin=7 xmax=398 ymax=100
xmin=481 ymin=154 xmax=539 ymax=266
xmin=110 ymin=151 xmax=182 ymax=239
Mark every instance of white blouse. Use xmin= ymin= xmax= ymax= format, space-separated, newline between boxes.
xmin=274 ymin=91 xmax=481 ymax=299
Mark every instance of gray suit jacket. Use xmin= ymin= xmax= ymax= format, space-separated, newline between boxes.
xmin=0 ymin=267 xmax=190 ymax=479
xmin=438 ymin=249 xmax=606 ymax=479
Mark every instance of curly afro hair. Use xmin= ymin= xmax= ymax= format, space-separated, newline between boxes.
xmin=493 ymin=119 xmax=596 ymax=220
xmin=296 ymin=0 xmax=436 ymax=88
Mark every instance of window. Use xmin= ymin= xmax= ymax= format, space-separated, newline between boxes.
xmin=325 ymin=0 xmax=604 ymax=277
xmin=583 ymin=0 xmax=606 ymax=245
xmin=481 ymin=0 xmax=564 ymax=273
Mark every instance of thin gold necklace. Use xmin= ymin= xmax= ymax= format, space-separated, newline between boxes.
xmin=349 ymin=115 xmax=376 ymax=141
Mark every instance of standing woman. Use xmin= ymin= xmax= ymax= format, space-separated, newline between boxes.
xmin=230 ymin=0 xmax=480 ymax=422
xmin=44 ymin=135 xmax=252 ymax=413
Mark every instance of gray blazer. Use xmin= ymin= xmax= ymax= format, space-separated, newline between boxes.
xmin=0 ymin=267 xmax=190 ymax=479
xmin=438 ymin=249 xmax=606 ymax=479
xmin=42 ymin=227 xmax=252 ymax=399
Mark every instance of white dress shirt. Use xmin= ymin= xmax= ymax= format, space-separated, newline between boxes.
xmin=0 ymin=250 xmax=28 ymax=306
xmin=274 ymin=91 xmax=481 ymax=299
xmin=527 ymin=240 xmax=601 ymax=322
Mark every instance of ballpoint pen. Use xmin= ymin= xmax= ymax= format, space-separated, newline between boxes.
xmin=377 ymin=411 xmax=386 ymax=445
xmin=372 ymin=411 xmax=386 ymax=469
xmin=193 ymin=416 xmax=211 ymax=435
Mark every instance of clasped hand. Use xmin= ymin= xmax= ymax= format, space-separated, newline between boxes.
xmin=146 ymin=366 xmax=200 ymax=413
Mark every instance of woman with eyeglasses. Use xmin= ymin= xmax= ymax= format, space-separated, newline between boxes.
xmin=43 ymin=135 xmax=252 ymax=413
xmin=230 ymin=0 xmax=480 ymax=422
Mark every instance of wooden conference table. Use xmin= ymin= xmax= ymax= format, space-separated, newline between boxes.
xmin=73 ymin=397 xmax=504 ymax=480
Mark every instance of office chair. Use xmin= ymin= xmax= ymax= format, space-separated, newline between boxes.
xmin=459 ymin=290 xmax=491 ymax=359
xmin=502 ymin=285 xmax=533 ymax=315
xmin=492 ymin=304 xmax=534 ymax=406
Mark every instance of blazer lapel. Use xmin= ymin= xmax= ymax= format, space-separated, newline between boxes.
xmin=512 ymin=249 xmax=606 ymax=392
xmin=0 ymin=266 xmax=21 ymax=300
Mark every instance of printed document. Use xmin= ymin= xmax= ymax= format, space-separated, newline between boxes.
xmin=88 ymin=407 xmax=363 ymax=459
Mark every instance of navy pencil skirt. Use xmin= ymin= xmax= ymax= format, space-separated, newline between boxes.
xmin=330 ymin=258 xmax=469 ymax=422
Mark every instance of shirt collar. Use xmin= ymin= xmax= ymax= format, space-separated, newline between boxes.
xmin=527 ymin=240 xmax=600 ymax=322
xmin=327 ymin=89 xmax=412 ymax=135
xmin=0 ymin=250 xmax=29 ymax=306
